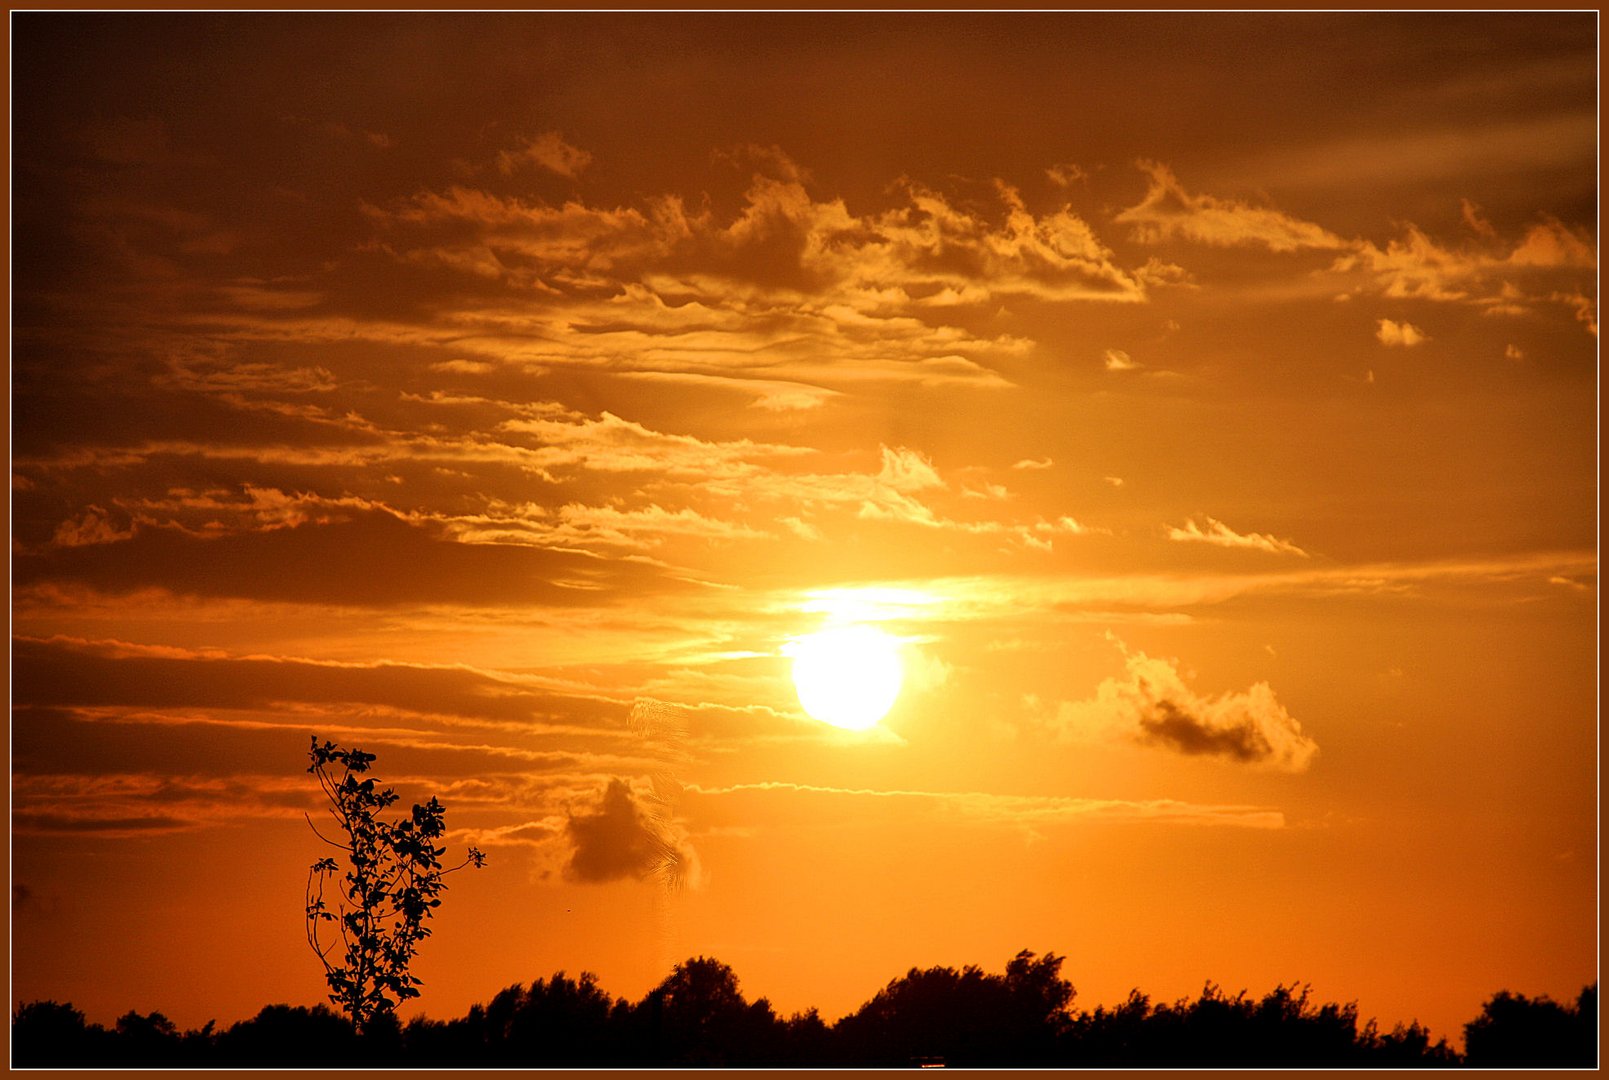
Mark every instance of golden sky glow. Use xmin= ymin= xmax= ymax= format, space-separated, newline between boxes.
xmin=10 ymin=12 xmax=1597 ymax=1046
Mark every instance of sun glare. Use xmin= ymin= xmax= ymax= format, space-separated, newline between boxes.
xmin=787 ymin=624 xmax=905 ymax=731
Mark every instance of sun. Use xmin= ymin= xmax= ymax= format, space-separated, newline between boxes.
xmin=786 ymin=624 xmax=905 ymax=731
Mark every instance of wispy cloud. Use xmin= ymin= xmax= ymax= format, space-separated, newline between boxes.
xmin=684 ymin=780 xmax=1285 ymax=830
xmin=495 ymin=131 xmax=593 ymax=178
xmin=1114 ymin=161 xmax=1594 ymax=335
xmin=1166 ymin=516 xmax=1308 ymax=557
xmin=1115 ymin=161 xmax=1348 ymax=252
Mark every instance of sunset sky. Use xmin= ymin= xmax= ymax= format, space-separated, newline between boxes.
xmin=10 ymin=12 xmax=1598 ymax=1046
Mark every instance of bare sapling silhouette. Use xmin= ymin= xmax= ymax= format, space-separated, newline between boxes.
xmin=304 ymin=737 xmax=485 ymax=1034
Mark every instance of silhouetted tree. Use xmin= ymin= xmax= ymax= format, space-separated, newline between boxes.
xmin=11 ymin=1001 xmax=111 ymax=1067
xmin=509 ymin=972 xmax=619 ymax=1065
xmin=1361 ymin=1018 xmax=1460 ymax=1066
xmin=833 ymin=951 xmax=1075 ymax=1066
xmin=112 ymin=1009 xmax=182 ymax=1066
xmin=1464 ymin=984 xmax=1598 ymax=1067
xmin=305 ymin=737 xmax=485 ymax=1035
xmin=777 ymin=1007 xmax=832 ymax=1065
xmin=215 ymin=1003 xmax=363 ymax=1067
xmin=620 ymin=956 xmax=786 ymax=1065
xmin=1068 ymin=987 xmax=1155 ymax=1064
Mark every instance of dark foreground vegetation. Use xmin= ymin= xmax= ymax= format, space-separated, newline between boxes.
xmin=12 ymin=952 xmax=1598 ymax=1068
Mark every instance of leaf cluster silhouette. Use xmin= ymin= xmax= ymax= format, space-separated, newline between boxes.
xmin=13 ymin=953 xmax=1597 ymax=1067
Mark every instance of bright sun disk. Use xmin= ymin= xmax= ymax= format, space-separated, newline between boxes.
xmin=787 ymin=624 xmax=905 ymax=731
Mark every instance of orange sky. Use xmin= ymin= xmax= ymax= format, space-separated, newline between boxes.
xmin=10 ymin=12 xmax=1598 ymax=1047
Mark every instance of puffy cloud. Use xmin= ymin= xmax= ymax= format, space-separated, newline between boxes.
xmin=1053 ymin=640 xmax=1317 ymax=772
xmin=1507 ymin=217 xmax=1596 ymax=269
xmin=1115 ymin=161 xmax=1347 ymax=252
xmin=1166 ymin=516 xmax=1308 ymax=557
xmin=1505 ymin=344 xmax=1525 ymax=361
xmin=496 ymin=131 xmax=594 ymax=178
xmin=565 ymin=778 xmax=699 ymax=888
xmin=1103 ymin=348 xmax=1139 ymax=371
xmin=1376 ymin=318 xmax=1429 ymax=347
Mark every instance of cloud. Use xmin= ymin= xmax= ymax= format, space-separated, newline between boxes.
xmin=1103 ymin=348 xmax=1139 ymax=371
xmin=876 ymin=446 xmax=944 ymax=493
xmin=15 ymin=509 xmax=688 ymax=607
xmin=1111 ymin=165 xmax=1592 ymax=337
xmin=13 ymin=811 xmax=193 ymax=836
xmin=1335 ymin=217 xmax=1595 ymax=318
xmin=50 ymin=506 xmax=136 ymax=548
xmin=9 ymin=762 xmax=324 ymax=837
xmin=1505 ymin=344 xmax=1524 ymax=361
xmin=1012 ymin=457 xmax=1053 ymax=471
xmin=617 ymin=371 xmax=841 ymax=413
xmin=1115 ymin=161 xmax=1348 ymax=252
xmin=354 ymin=164 xmax=1153 ymax=398
xmin=1166 ymin=516 xmax=1308 ymax=557
xmin=1551 ymin=289 xmax=1598 ymax=335
xmin=1052 ymin=639 xmax=1317 ymax=771
xmin=8 ymin=636 xmax=640 ymax=737
xmin=496 ymin=131 xmax=594 ymax=178
xmin=1044 ymin=162 xmax=1088 ymax=187
xmin=1460 ymin=198 xmax=1498 ymax=239
xmin=431 ymin=358 xmax=497 ymax=375
xmin=683 ymin=780 xmax=1285 ymax=830
xmin=565 ymin=778 xmax=700 ymax=888
xmin=544 ymin=503 xmax=768 ymax=550
xmin=1376 ymin=318 xmax=1429 ymax=347
xmin=1507 ymin=217 xmax=1596 ymax=269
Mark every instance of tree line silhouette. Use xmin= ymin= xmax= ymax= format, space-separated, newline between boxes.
xmin=18 ymin=746 xmax=1595 ymax=1067
xmin=13 ymin=952 xmax=1597 ymax=1067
